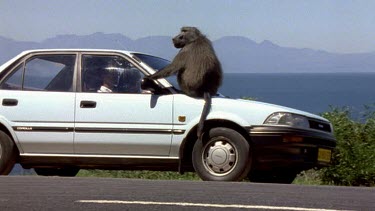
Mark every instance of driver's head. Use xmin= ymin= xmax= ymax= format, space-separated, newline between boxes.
xmin=102 ymin=68 xmax=119 ymax=89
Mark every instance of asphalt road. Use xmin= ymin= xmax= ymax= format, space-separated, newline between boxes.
xmin=0 ymin=176 xmax=373 ymax=211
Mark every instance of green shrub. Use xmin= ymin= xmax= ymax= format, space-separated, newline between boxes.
xmin=321 ymin=106 xmax=375 ymax=186
xmin=294 ymin=169 xmax=324 ymax=185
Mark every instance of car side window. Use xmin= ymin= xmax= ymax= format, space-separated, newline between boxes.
xmin=82 ymin=55 xmax=145 ymax=94
xmin=0 ymin=64 xmax=23 ymax=90
xmin=23 ymin=55 xmax=76 ymax=92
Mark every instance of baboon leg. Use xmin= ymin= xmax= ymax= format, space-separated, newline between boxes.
xmin=197 ymin=92 xmax=211 ymax=140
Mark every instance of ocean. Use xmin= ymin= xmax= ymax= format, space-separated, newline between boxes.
xmin=219 ymin=73 xmax=375 ymax=115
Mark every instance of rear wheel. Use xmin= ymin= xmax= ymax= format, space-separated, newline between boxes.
xmin=192 ymin=127 xmax=251 ymax=181
xmin=34 ymin=168 xmax=80 ymax=177
xmin=0 ymin=131 xmax=17 ymax=175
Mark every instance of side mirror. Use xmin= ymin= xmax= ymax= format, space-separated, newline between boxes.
xmin=141 ymin=77 xmax=159 ymax=93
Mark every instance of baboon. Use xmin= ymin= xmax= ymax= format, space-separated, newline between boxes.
xmin=148 ymin=26 xmax=222 ymax=138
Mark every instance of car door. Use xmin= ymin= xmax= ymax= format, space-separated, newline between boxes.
xmin=0 ymin=53 xmax=77 ymax=154
xmin=74 ymin=53 xmax=174 ymax=156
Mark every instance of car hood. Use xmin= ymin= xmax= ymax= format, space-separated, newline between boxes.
xmin=211 ymin=97 xmax=329 ymax=123
xmin=173 ymin=94 xmax=330 ymax=128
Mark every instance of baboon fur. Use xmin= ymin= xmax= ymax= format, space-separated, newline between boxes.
xmin=148 ymin=26 xmax=222 ymax=97
xmin=148 ymin=27 xmax=223 ymax=138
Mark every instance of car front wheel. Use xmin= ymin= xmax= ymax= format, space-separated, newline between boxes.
xmin=0 ymin=131 xmax=17 ymax=175
xmin=192 ymin=127 xmax=251 ymax=181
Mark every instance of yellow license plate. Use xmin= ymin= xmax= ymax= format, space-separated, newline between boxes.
xmin=318 ymin=148 xmax=332 ymax=163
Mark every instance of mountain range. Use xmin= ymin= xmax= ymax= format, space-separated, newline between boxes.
xmin=1 ymin=32 xmax=375 ymax=73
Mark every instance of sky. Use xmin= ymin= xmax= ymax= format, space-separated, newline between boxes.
xmin=0 ymin=0 xmax=374 ymax=54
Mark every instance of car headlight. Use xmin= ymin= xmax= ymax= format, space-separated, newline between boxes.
xmin=264 ymin=112 xmax=310 ymax=128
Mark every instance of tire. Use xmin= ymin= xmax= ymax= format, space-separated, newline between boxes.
xmin=34 ymin=168 xmax=80 ymax=177
xmin=249 ymin=170 xmax=297 ymax=184
xmin=192 ymin=127 xmax=251 ymax=181
xmin=0 ymin=131 xmax=17 ymax=175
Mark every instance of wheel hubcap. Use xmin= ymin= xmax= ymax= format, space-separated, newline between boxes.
xmin=203 ymin=138 xmax=237 ymax=176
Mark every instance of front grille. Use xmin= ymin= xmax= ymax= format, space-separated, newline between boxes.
xmin=309 ymin=120 xmax=331 ymax=132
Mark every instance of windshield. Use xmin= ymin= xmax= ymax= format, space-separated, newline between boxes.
xmin=133 ymin=54 xmax=169 ymax=70
xmin=132 ymin=53 xmax=179 ymax=89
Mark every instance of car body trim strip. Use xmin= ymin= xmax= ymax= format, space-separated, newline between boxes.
xmin=12 ymin=126 xmax=185 ymax=134
xmin=12 ymin=126 xmax=74 ymax=132
xmin=13 ymin=120 xmax=172 ymax=125
xmin=75 ymin=128 xmax=185 ymax=134
xmin=20 ymin=153 xmax=179 ymax=159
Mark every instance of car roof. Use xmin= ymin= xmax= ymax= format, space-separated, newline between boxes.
xmin=0 ymin=49 xmax=143 ymax=73
xmin=0 ymin=49 xmax=174 ymax=89
xmin=19 ymin=49 xmax=138 ymax=56
xmin=27 ymin=48 xmax=134 ymax=52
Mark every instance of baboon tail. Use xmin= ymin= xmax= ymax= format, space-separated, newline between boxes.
xmin=197 ymin=92 xmax=211 ymax=140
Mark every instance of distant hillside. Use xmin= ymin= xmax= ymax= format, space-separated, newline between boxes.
xmin=1 ymin=33 xmax=375 ymax=73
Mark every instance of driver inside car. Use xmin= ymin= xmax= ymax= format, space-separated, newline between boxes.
xmin=98 ymin=68 xmax=118 ymax=93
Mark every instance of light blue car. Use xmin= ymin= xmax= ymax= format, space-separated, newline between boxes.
xmin=0 ymin=49 xmax=336 ymax=183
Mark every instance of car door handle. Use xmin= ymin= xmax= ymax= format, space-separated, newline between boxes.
xmin=2 ymin=98 xmax=18 ymax=106
xmin=80 ymin=101 xmax=96 ymax=108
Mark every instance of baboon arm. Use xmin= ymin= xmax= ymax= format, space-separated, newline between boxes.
xmin=149 ymin=52 xmax=185 ymax=79
xmin=149 ymin=64 xmax=181 ymax=79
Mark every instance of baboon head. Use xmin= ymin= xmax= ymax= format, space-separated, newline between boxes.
xmin=172 ymin=27 xmax=202 ymax=48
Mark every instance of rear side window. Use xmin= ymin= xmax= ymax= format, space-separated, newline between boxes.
xmin=0 ymin=64 xmax=23 ymax=90
xmin=1 ymin=54 xmax=76 ymax=92
xmin=23 ymin=55 xmax=76 ymax=91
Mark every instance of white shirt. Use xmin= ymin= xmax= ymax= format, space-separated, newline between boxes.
xmin=98 ymin=86 xmax=112 ymax=93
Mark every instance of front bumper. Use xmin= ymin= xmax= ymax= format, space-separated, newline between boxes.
xmin=248 ymin=125 xmax=336 ymax=171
